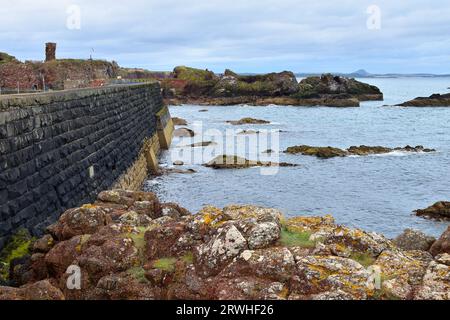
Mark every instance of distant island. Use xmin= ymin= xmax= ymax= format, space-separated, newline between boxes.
xmin=295 ymin=69 xmax=450 ymax=78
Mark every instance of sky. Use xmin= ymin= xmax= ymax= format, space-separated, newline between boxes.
xmin=1 ymin=0 xmax=450 ymax=74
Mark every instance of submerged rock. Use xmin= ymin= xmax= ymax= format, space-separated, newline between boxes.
xmin=227 ymin=118 xmax=271 ymax=125
xmin=285 ymin=146 xmax=348 ymax=159
xmin=415 ymin=202 xmax=450 ymax=221
xmin=173 ymin=128 xmax=195 ymax=137
xmin=399 ymin=93 xmax=450 ymax=107
xmin=203 ymin=155 xmax=297 ymax=169
xmin=183 ymin=141 xmax=216 ymax=148
xmin=285 ymin=145 xmax=436 ymax=159
xmin=172 ymin=117 xmax=188 ymax=126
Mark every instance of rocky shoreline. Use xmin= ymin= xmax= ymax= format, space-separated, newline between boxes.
xmin=162 ymin=67 xmax=383 ymax=107
xmin=0 ymin=190 xmax=449 ymax=300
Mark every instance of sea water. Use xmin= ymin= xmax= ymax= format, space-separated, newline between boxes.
xmin=144 ymin=77 xmax=450 ymax=237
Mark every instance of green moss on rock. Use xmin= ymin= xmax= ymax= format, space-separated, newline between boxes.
xmin=0 ymin=229 xmax=34 ymax=281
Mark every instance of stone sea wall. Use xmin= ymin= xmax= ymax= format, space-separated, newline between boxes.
xmin=0 ymin=83 xmax=173 ymax=249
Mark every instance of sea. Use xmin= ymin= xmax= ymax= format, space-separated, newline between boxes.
xmin=144 ymin=77 xmax=450 ymax=238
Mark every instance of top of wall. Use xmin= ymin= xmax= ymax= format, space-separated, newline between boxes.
xmin=0 ymin=82 xmax=160 ymax=111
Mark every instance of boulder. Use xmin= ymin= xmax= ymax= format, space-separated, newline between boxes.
xmin=394 ymin=229 xmax=436 ymax=251
xmin=220 ymin=248 xmax=296 ymax=282
xmin=194 ymin=224 xmax=248 ymax=277
xmin=292 ymin=255 xmax=372 ymax=299
xmin=416 ymin=202 xmax=450 ymax=220
xmin=430 ymin=227 xmax=450 ymax=256
xmin=46 ymin=206 xmax=112 ymax=241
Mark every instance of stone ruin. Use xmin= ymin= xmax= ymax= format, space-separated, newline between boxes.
xmin=45 ymin=42 xmax=56 ymax=62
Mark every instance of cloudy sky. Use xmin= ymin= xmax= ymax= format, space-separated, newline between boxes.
xmin=1 ymin=0 xmax=450 ymax=73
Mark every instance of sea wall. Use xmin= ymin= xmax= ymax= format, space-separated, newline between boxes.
xmin=0 ymin=83 xmax=173 ymax=249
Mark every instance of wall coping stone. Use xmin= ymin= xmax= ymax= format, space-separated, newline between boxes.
xmin=0 ymin=82 xmax=160 ymax=111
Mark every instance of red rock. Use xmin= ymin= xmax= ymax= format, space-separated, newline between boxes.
xmin=47 ymin=206 xmax=112 ymax=241
xmin=430 ymin=227 xmax=450 ymax=257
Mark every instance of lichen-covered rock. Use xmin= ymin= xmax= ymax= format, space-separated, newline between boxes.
xmin=145 ymin=219 xmax=192 ymax=260
xmin=161 ymin=203 xmax=191 ymax=219
xmin=416 ymin=202 xmax=450 ymax=221
xmin=118 ymin=211 xmax=152 ymax=227
xmin=415 ymin=262 xmax=450 ymax=300
xmin=430 ymin=227 xmax=450 ymax=257
xmin=97 ymin=190 xmax=162 ymax=218
xmin=322 ymin=226 xmax=395 ymax=257
xmin=195 ymin=225 xmax=248 ymax=277
xmin=292 ymin=255 xmax=372 ymax=299
xmin=394 ymin=229 xmax=436 ymax=251
xmin=221 ymin=248 xmax=295 ymax=283
xmin=375 ymin=250 xmax=432 ymax=299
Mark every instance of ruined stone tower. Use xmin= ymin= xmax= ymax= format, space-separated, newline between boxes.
xmin=45 ymin=42 xmax=56 ymax=62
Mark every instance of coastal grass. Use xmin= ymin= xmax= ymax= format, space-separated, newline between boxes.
xmin=181 ymin=252 xmax=194 ymax=265
xmin=279 ymin=228 xmax=316 ymax=248
xmin=153 ymin=257 xmax=177 ymax=272
xmin=127 ymin=266 xmax=149 ymax=284
xmin=0 ymin=229 xmax=34 ymax=280
xmin=349 ymin=252 xmax=376 ymax=268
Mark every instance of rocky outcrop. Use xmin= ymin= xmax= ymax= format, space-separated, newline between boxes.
xmin=415 ymin=202 xmax=450 ymax=221
xmin=203 ymin=155 xmax=298 ymax=169
xmin=399 ymin=93 xmax=450 ymax=107
xmin=295 ymin=74 xmax=383 ymax=101
xmin=161 ymin=66 xmax=383 ymax=107
xmin=285 ymin=145 xmax=436 ymax=159
xmin=1 ymin=190 xmax=449 ymax=300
